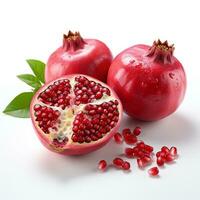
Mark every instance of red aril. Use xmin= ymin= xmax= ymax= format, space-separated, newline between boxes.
xmin=122 ymin=161 xmax=131 ymax=170
xmin=157 ymin=157 xmax=164 ymax=166
xmin=45 ymin=31 xmax=112 ymax=83
xmin=122 ymin=128 xmax=137 ymax=145
xmin=170 ymin=147 xmax=177 ymax=156
xmin=148 ymin=167 xmax=159 ymax=176
xmin=137 ymin=158 xmax=145 ymax=168
xmin=113 ymin=132 xmax=123 ymax=144
xmin=98 ymin=160 xmax=107 ymax=171
xmin=30 ymin=74 xmax=122 ymax=155
xmin=165 ymin=154 xmax=175 ymax=162
xmin=124 ymin=134 xmax=137 ymax=145
xmin=156 ymin=151 xmax=161 ymax=157
xmin=161 ymin=146 xmax=170 ymax=154
xmin=144 ymin=144 xmax=154 ymax=153
xmin=125 ymin=147 xmax=134 ymax=158
xmin=113 ymin=157 xmax=124 ymax=168
xmin=107 ymin=40 xmax=186 ymax=121
xmin=133 ymin=127 xmax=141 ymax=136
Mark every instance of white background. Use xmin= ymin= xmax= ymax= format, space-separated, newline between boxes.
xmin=0 ymin=0 xmax=200 ymax=199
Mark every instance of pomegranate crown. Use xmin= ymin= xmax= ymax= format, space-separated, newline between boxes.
xmin=63 ymin=30 xmax=86 ymax=51
xmin=147 ymin=39 xmax=175 ymax=64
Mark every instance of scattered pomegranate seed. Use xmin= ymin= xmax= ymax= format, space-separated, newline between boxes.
xmin=161 ymin=146 xmax=170 ymax=154
xmin=98 ymin=160 xmax=107 ymax=171
xmin=122 ymin=128 xmax=131 ymax=135
xmin=142 ymin=155 xmax=152 ymax=164
xmin=170 ymin=147 xmax=177 ymax=156
xmin=148 ymin=167 xmax=159 ymax=176
xmin=133 ymin=126 xmax=141 ymax=136
xmin=124 ymin=134 xmax=137 ymax=145
xmin=144 ymin=144 xmax=154 ymax=153
xmin=156 ymin=151 xmax=161 ymax=157
xmin=165 ymin=154 xmax=175 ymax=162
xmin=97 ymin=126 xmax=178 ymax=177
xmin=125 ymin=147 xmax=134 ymax=158
xmin=137 ymin=158 xmax=145 ymax=168
xmin=113 ymin=132 xmax=123 ymax=144
xmin=113 ymin=157 xmax=124 ymax=168
xmin=122 ymin=161 xmax=131 ymax=170
xmin=156 ymin=157 xmax=164 ymax=166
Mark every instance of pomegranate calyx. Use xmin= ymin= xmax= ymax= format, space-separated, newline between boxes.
xmin=146 ymin=39 xmax=175 ymax=64
xmin=63 ymin=30 xmax=86 ymax=51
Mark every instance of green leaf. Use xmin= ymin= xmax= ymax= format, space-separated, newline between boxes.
xmin=17 ymin=74 xmax=42 ymax=88
xmin=3 ymin=92 xmax=34 ymax=118
xmin=26 ymin=59 xmax=45 ymax=83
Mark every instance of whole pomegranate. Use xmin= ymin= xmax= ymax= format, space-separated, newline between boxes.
xmin=45 ymin=31 xmax=112 ymax=83
xmin=30 ymin=74 xmax=122 ymax=155
xmin=107 ymin=40 xmax=186 ymax=121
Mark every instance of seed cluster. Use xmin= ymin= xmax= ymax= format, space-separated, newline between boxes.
xmin=113 ymin=157 xmax=130 ymax=170
xmin=74 ymin=76 xmax=110 ymax=105
xmin=125 ymin=141 xmax=153 ymax=168
xmin=34 ymin=104 xmax=60 ymax=134
xmin=156 ymin=146 xmax=177 ymax=166
xmin=38 ymin=79 xmax=71 ymax=109
xmin=98 ymin=127 xmax=178 ymax=177
xmin=72 ymin=100 xmax=119 ymax=143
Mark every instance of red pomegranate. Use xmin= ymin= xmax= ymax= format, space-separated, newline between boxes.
xmin=45 ymin=31 xmax=112 ymax=83
xmin=107 ymin=40 xmax=186 ymax=121
xmin=30 ymin=74 xmax=122 ymax=155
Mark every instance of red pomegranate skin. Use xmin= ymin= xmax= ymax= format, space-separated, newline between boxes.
xmin=107 ymin=41 xmax=186 ymax=121
xmin=45 ymin=31 xmax=112 ymax=83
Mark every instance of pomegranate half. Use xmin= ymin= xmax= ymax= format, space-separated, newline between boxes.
xmin=30 ymin=74 xmax=122 ymax=155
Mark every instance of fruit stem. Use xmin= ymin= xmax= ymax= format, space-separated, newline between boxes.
xmin=146 ymin=39 xmax=174 ymax=64
xmin=63 ymin=31 xmax=86 ymax=51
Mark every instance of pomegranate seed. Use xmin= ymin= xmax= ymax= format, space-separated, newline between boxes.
xmin=125 ymin=148 xmax=134 ymax=158
xmin=137 ymin=150 xmax=145 ymax=158
xmin=122 ymin=161 xmax=131 ymax=170
xmin=156 ymin=151 xmax=161 ymax=157
xmin=133 ymin=126 xmax=141 ymax=136
xmin=124 ymin=134 xmax=137 ymax=145
xmin=113 ymin=157 xmax=124 ymax=168
xmin=137 ymin=158 xmax=145 ymax=168
xmin=113 ymin=132 xmax=123 ymax=144
xmin=144 ymin=145 xmax=154 ymax=153
xmin=161 ymin=146 xmax=170 ymax=154
xmin=98 ymin=160 xmax=107 ymax=171
xmin=160 ymin=151 xmax=166 ymax=158
xmin=137 ymin=141 xmax=145 ymax=149
xmin=170 ymin=146 xmax=177 ymax=156
xmin=122 ymin=128 xmax=131 ymax=135
xmin=156 ymin=157 xmax=164 ymax=166
xmin=148 ymin=167 xmax=159 ymax=176
xmin=142 ymin=155 xmax=152 ymax=164
xmin=95 ymin=91 xmax=103 ymax=99
xmin=165 ymin=154 xmax=175 ymax=162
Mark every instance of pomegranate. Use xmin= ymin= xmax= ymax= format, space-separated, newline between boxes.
xmin=107 ymin=40 xmax=186 ymax=121
xmin=45 ymin=31 xmax=112 ymax=83
xmin=30 ymin=74 xmax=122 ymax=155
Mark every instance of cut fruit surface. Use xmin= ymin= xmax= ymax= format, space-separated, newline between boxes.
xmin=30 ymin=74 xmax=122 ymax=155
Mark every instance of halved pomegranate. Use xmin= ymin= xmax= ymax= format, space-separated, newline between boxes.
xmin=30 ymin=74 xmax=122 ymax=155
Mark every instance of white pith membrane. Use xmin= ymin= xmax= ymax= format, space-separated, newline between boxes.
xmin=33 ymin=76 xmax=120 ymax=149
